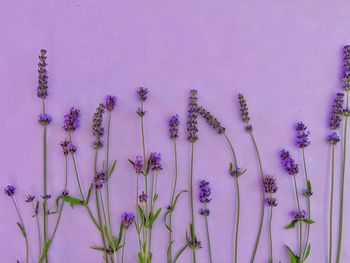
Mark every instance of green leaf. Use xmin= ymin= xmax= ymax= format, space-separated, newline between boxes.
xmin=174 ymin=244 xmax=188 ymax=262
xmin=39 ymin=239 xmax=52 ymax=263
xmin=86 ymin=184 xmax=93 ymax=204
xmin=108 ymin=160 xmax=117 ymax=179
xmin=303 ymin=243 xmax=311 ymax=261
xmin=147 ymin=252 xmax=152 ymax=263
xmin=138 ymin=205 xmax=147 ymax=226
xmin=307 ymin=180 xmax=312 ymax=191
xmin=115 ymin=223 xmax=124 ymax=248
xmin=167 ymin=240 xmax=174 ymax=263
xmin=285 ymin=245 xmax=299 ymax=263
xmin=104 ymin=225 xmax=115 ymax=250
xmin=237 ymin=168 xmax=247 ymax=177
xmin=62 ymin=196 xmax=85 ymax=206
xmin=229 ymin=162 xmax=233 ymax=173
xmin=285 ymin=220 xmax=298 ymax=229
xmin=128 ymin=159 xmax=135 ymax=166
xmin=153 ymin=193 xmax=159 ymax=202
xmin=90 ymin=246 xmax=106 ymax=252
xmin=303 ymin=218 xmax=315 ymax=225
xmin=138 ymin=252 xmax=145 ymax=263
xmin=17 ymin=222 xmax=26 ymax=238
xmin=149 ymin=208 xmax=162 ymax=227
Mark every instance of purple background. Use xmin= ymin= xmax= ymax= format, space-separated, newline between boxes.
xmin=1 ymin=0 xmax=350 ymax=262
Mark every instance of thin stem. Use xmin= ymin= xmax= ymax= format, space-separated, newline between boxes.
xmin=32 ymin=202 xmax=42 ymax=260
xmin=169 ymin=139 xmax=178 ymax=262
xmin=329 ymin=145 xmax=335 ymax=263
xmin=12 ymin=197 xmax=29 ymax=263
xmin=269 ymin=206 xmax=273 ymax=263
xmin=336 ymin=91 xmax=349 ymax=263
xmin=204 ymin=204 xmax=213 ymax=263
xmin=249 ymin=132 xmax=266 ymax=263
xmin=96 ymin=189 xmax=109 ymax=263
xmin=234 ymin=177 xmax=240 ymax=263
xmin=100 ymin=191 xmax=108 ymax=227
xmin=190 ymin=142 xmax=197 ymax=263
xmin=292 ymin=176 xmax=302 ymax=257
xmin=43 ymin=124 xmax=48 ymax=263
xmin=301 ymin=148 xmax=311 ymax=260
xmin=106 ymin=112 xmax=112 ymax=233
xmin=121 ymin=230 xmax=127 ymax=263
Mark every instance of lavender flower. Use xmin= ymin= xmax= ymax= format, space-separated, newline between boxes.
xmin=199 ymin=180 xmax=211 ymax=203
xmin=295 ymin=121 xmax=310 ymax=148
xmin=37 ymin=49 xmax=48 ymax=99
xmin=93 ymin=171 xmax=106 ymax=190
xmin=59 ymin=140 xmax=70 ymax=155
xmin=134 ymin=156 xmax=143 ymax=174
xmin=266 ymin=197 xmax=277 ymax=207
xmin=196 ymin=106 xmax=225 ymax=134
xmin=92 ymin=103 xmax=105 ymax=149
xmin=280 ymin=149 xmax=299 ymax=175
xmin=25 ymin=195 xmax=35 ymax=202
xmin=188 ymin=239 xmax=202 ymax=249
xmin=121 ymin=212 xmax=135 ymax=229
xmin=38 ymin=113 xmax=52 ymax=126
xmin=61 ymin=190 xmax=69 ymax=197
xmin=68 ymin=143 xmax=77 ymax=154
xmin=169 ymin=114 xmax=180 ymax=139
xmin=137 ymin=87 xmax=148 ymax=102
xmin=187 ymin=90 xmax=199 ymax=142
xmin=330 ymin=93 xmax=344 ymax=130
xmin=105 ymin=95 xmax=117 ymax=112
xmin=63 ymin=107 xmax=80 ymax=132
xmin=263 ymin=176 xmax=278 ymax=194
xmin=291 ymin=210 xmax=307 ymax=221
xmin=138 ymin=191 xmax=148 ymax=203
xmin=200 ymin=208 xmax=210 ymax=216
xmin=238 ymin=93 xmax=251 ymax=128
xmin=150 ymin=152 xmax=162 ymax=171
xmin=42 ymin=194 xmax=51 ymax=200
xmin=343 ymin=45 xmax=350 ymax=91
xmin=4 ymin=185 xmax=15 ymax=197
xmin=328 ymin=132 xmax=340 ymax=145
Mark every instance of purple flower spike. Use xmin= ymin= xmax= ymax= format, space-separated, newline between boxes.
xmin=37 ymin=49 xmax=49 ymax=99
xmin=187 ymin=90 xmax=199 ymax=143
xmin=291 ymin=210 xmax=307 ymax=220
xmin=196 ymin=106 xmax=225 ymax=134
xmin=25 ymin=195 xmax=35 ymax=202
xmin=328 ymin=132 xmax=340 ymax=145
xmin=121 ymin=212 xmax=135 ymax=229
xmin=39 ymin=113 xmax=52 ymax=126
xmin=92 ymin=103 xmax=105 ymax=149
xmin=266 ymin=197 xmax=277 ymax=207
xmin=263 ymin=176 xmax=278 ymax=194
xmin=343 ymin=46 xmax=350 ymax=91
xmin=200 ymin=208 xmax=210 ymax=216
xmin=150 ymin=152 xmax=162 ymax=171
xmin=138 ymin=191 xmax=148 ymax=203
xmin=63 ymin=107 xmax=80 ymax=132
xmin=295 ymin=121 xmax=310 ymax=148
xmin=59 ymin=140 xmax=70 ymax=156
xmin=199 ymin=180 xmax=211 ymax=203
xmin=330 ymin=93 xmax=344 ymax=130
xmin=169 ymin=114 xmax=180 ymax=139
xmin=280 ymin=149 xmax=299 ymax=175
xmin=105 ymin=95 xmax=117 ymax=112
xmin=237 ymin=93 xmax=251 ymax=124
xmin=68 ymin=143 xmax=77 ymax=154
xmin=93 ymin=171 xmax=106 ymax=190
xmin=134 ymin=156 xmax=143 ymax=174
xmin=137 ymin=87 xmax=148 ymax=102
xmin=4 ymin=185 xmax=15 ymax=197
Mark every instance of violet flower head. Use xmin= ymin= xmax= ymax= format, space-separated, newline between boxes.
xmin=328 ymin=132 xmax=340 ymax=145
xmin=200 ymin=208 xmax=210 ymax=216
xmin=169 ymin=114 xmax=180 ymax=139
xmin=59 ymin=140 xmax=70 ymax=156
xmin=266 ymin=197 xmax=277 ymax=207
xmin=121 ymin=212 xmax=135 ymax=229
xmin=134 ymin=156 xmax=143 ymax=174
xmin=237 ymin=93 xmax=251 ymax=127
xmin=291 ymin=210 xmax=307 ymax=221
xmin=42 ymin=194 xmax=51 ymax=200
xmin=105 ymin=95 xmax=117 ymax=112
xmin=4 ymin=185 xmax=15 ymax=197
xmin=196 ymin=106 xmax=226 ymax=134
xmin=150 ymin=152 xmax=162 ymax=171
xmin=25 ymin=195 xmax=35 ymax=203
xmin=199 ymin=180 xmax=211 ymax=203
xmin=138 ymin=191 xmax=148 ymax=203
xmin=68 ymin=143 xmax=77 ymax=154
xmin=280 ymin=149 xmax=299 ymax=175
xmin=187 ymin=89 xmax=199 ymax=142
xmin=137 ymin=87 xmax=148 ymax=102
xmin=330 ymin=93 xmax=344 ymax=130
xmin=37 ymin=49 xmax=49 ymax=99
xmin=343 ymin=45 xmax=350 ymax=91
xmin=63 ymin=107 xmax=80 ymax=132
xmin=295 ymin=121 xmax=310 ymax=148
xmin=93 ymin=171 xmax=106 ymax=190
xmin=38 ymin=113 xmax=52 ymax=126
xmin=92 ymin=103 xmax=105 ymax=149
xmin=263 ymin=176 xmax=278 ymax=194
xmin=61 ymin=190 xmax=69 ymax=197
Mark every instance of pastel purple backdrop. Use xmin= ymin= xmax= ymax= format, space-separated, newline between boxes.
xmin=1 ymin=0 xmax=350 ymax=262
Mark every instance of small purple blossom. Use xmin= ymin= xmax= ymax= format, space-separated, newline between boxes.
xmin=38 ymin=113 xmax=52 ymax=126
xmin=37 ymin=49 xmax=48 ymax=99
xmin=137 ymin=87 xmax=148 ymax=102
xmin=328 ymin=132 xmax=340 ymax=145
xmin=92 ymin=103 xmax=105 ymax=149
xmin=42 ymin=194 xmax=51 ymax=200
xmin=61 ymin=190 xmax=69 ymax=197
xmin=59 ymin=140 xmax=70 ymax=155
xmin=280 ymin=149 xmax=299 ymax=175
xmin=139 ymin=191 xmax=148 ymax=203
xmin=4 ymin=185 xmax=15 ymax=197
xmin=291 ymin=210 xmax=307 ymax=220
xmin=199 ymin=180 xmax=211 ymax=203
xmin=295 ymin=121 xmax=310 ymax=148
xmin=150 ymin=152 xmax=162 ymax=171
xmin=169 ymin=114 xmax=180 ymax=139
xmin=134 ymin=156 xmax=143 ymax=174
xmin=187 ymin=90 xmax=199 ymax=142
xmin=237 ymin=93 xmax=251 ymax=126
xmin=105 ymin=95 xmax=117 ymax=112
xmin=263 ymin=176 xmax=278 ymax=194
xmin=200 ymin=208 xmax=210 ymax=216
xmin=68 ymin=143 xmax=77 ymax=154
xmin=188 ymin=239 xmax=202 ymax=249
xmin=330 ymin=93 xmax=344 ymax=130
xmin=121 ymin=212 xmax=135 ymax=229
xmin=25 ymin=195 xmax=35 ymax=202
xmin=93 ymin=171 xmax=106 ymax=190
xmin=266 ymin=197 xmax=277 ymax=207
xmin=343 ymin=46 xmax=350 ymax=91
xmin=63 ymin=107 xmax=80 ymax=132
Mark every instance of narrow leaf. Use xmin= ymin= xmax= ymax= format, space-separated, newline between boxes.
xmin=285 ymin=220 xmax=298 ymax=229
xmin=17 ymin=222 xmax=26 ymax=238
xmin=174 ymin=244 xmax=188 ymax=262
xmin=108 ymin=160 xmax=117 ymax=179
xmin=62 ymin=196 xmax=85 ymax=206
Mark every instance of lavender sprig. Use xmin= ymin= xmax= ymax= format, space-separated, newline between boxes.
xmin=63 ymin=107 xmax=80 ymax=133
xmin=92 ymin=103 xmax=105 ymax=149
xmin=120 ymin=212 xmax=135 ymax=263
xmin=196 ymin=106 xmax=225 ymax=134
xmin=295 ymin=122 xmax=310 ymax=148
xmin=37 ymin=49 xmax=48 ymax=100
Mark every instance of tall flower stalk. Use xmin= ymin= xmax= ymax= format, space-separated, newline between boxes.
xmin=328 ymin=92 xmax=344 ymax=263
xmin=237 ymin=93 xmax=266 ymax=263
xmin=336 ymin=45 xmax=350 ymax=263
xmin=196 ymin=103 xmax=244 ymax=263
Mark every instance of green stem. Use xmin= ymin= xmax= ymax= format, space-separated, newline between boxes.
xmin=43 ymin=124 xmax=48 ymax=263
xmin=169 ymin=139 xmax=178 ymax=262
xmin=336 ymin=92 xmax=349 ymax=263
xmin=329 ymin=145 xmax=335 ymax=263
xmin=190 ymin=142 xmax=197 ymax=263
xmin=96 ymin=189 xmax=109 ymax=263
xmin=32 ymin=202 xmax=42 ymax=260
xmin=292 ymin=176 xmax=302 ymax=257
xmin=269 ymin=206 xmax=273 ymax=263
xmin=249 ymin=132 xmax=266 ymax=263
xmin=234 ymin=177 xmax=240 ymax=263
xmin=204 ymin=204 xmax=213 ymax=263
xmin=100 ymin=191 xmax=109 ymax=227
xmin=106 ymin=112 xmax=112 ymax=233
xmin=12 ymin=197 xmax=29 ymax=263
xmin=121 ymin=230 xmax=127 ymax=263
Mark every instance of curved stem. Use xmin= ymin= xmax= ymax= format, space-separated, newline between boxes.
xmin=269 ymin=206 xmax=273 ymax=263
xmin=329 ymin=145 xmax=335 ymax=263
xmin=301 ymin=148 xmax=311 ymax=260
xmin=12 ymin=197 xmax=29 ymax=263
xmin=204 ymin=204 xmax=213 ymax=263
xmin=249 ymin=132 xmax=266 ymax=263
xmin=336 ymin=92 xmax=349 ymax=263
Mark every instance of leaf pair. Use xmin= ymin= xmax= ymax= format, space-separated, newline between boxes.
xmin=285 ymin=218 xmax=315 ymax=230
xmin=164 ymin=190 xmax=187 ymax=232
xmin=285 ymin=244 xmax=311 ymax=263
